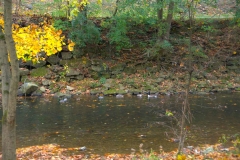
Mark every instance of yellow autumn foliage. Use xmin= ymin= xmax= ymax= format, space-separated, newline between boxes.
xmin=0 ymin=16 xmax=75 ymax=62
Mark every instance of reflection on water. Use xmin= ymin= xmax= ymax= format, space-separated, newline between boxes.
xmin=0 ymin=92 xmax=239 ymax=154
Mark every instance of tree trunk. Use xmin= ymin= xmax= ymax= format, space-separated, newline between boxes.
xmin=157 ymin=0 xmax=164 ymax=40
xmin=164 ymin=1 xmax=174 ymax=40
xmin=178 ymin=0 xmax=194 ymax=154
xmin=67 ymin=0 xmax=70 ymax=18
xmin=177 ymin=70 xmax=192 ymax=154
xmin=113 ymin=0 xmax=119 ymax=16
xmin=1 ymin=0 xmax=19 ymax=159
xmin=157 ymin=0 xmax=174 ymax=41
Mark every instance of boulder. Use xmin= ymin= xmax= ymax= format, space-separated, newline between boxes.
xmin=66 ymin=68 xmax=81 ymax=76
xmin=91 ymin=65 xmax=104 ymax=72
xmin=76 ymin=75 xmax=84 ymax=80
xmin=61 ymin=51 xmax=72 ymax=60
xmin=49 ymin=65 xmax=63 ymax=73
xmin=20 ymin=68 xmax=30 ymax=76
xmin=47 ymin=55 xmax=60 ymax=65
xmin=31 ymin=88 xmax=43 ymax=96
xmin=18 ymin=82 xmax=39 ymax=96
xmin=42 ymin=79 xmax=52 ymax=86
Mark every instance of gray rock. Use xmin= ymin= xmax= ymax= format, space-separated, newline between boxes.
xmin=102 ymin=79 xmax=114 ymax=88
xmin=49 ymin=65 xmax=63 ymax=73
xmin=61 ymin=51 xmax=72 ymax=60
xmin=54 ymin=92 xmax=72 ymax=98
xmin=42 ymin=79 xmax=52 ymax=86
xmin=90 ymin=90 xmax=102 ymax=95
xmin=39 ymin=86 xmax=46 ymax=92
xmin=76 ymin=75 xmax=84 ymax=80
xmin=32 ymin=60 xmax=46 ymax=68
xmin=202 ymin=146 xmax=214 ymax=154
xmin=66 ymin=68 xmax=81 ymax=76
xmin=103 ymin=82 xmax=112 ymax=88
xmin=91 ymin=65 xmax=104 ymax=72
xmin=66 ymin=85 xmax=74 ymax=91
xmin=31 ymin=89 xmax=43 ymax=96
xmin=44 ymin=73 xmax=54 ymax=79
xmin=47 ymin=55 xmax=60 ymax=65
xmin=20 ymin=68 xmax=30 ymax=76
xmin=118 ymin=84 xmax=125 ymax=90
xmin=19 ymin=82 xmax=39 ymax=96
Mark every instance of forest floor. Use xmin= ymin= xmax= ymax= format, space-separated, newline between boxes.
xmin=12 ymin=143 xmax=240 ymax=159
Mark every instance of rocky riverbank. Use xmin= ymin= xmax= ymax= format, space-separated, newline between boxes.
xmin=16 ymin=52 xmax=240 ymax=98
xmin=3 ymin=17 xmax=239 ymax=98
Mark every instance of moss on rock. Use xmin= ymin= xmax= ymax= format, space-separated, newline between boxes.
xmin=31 ymin=67 xmax=48 ymax=77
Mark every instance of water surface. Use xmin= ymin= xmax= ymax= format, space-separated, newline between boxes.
xmin=0 ymin=92 xmax=239 ymax=155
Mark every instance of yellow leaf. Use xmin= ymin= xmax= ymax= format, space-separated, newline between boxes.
xmin=68 ymin=41 xmax=75 ymax=51
xmin=177 ymin=154 xmax=186 ymax=160
xmin=97 ymin=0 xmax=102 ymax=5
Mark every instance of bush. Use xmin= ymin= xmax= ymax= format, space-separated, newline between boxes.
xmin=70 ymin=13 xmax=100 ymax=48
xmin=108 ymin=16 xmax=132 ymax=51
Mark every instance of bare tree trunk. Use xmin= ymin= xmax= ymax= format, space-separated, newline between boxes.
xmin=157 ymin=0 xmax=164 ymax=40
xmin=1 ymin=0 xmax=19 ymax=159
xmin=163 ymin=1 xmax=174 ymax=40
xmin=67 ymin=0 xmax=70 ymax=18
xmin=113 ymin=0 xmax=119 ymax=16
xmin=178 ymin=0 xmax=194 ymax=154
xmin=178 ymin=70 xmax=192 ymax=153
xmin=157 ymin=0 xmax=174 ymax=41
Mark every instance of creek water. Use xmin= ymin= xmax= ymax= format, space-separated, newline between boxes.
xmin=0 ymin=92 xmax=239 ymax=155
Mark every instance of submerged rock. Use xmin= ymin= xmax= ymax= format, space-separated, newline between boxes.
xmin=54 ymin=92 xmax=72 ymax=98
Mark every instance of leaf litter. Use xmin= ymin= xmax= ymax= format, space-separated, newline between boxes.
xmin=0 ymin=143 xmax=238 ymax=159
